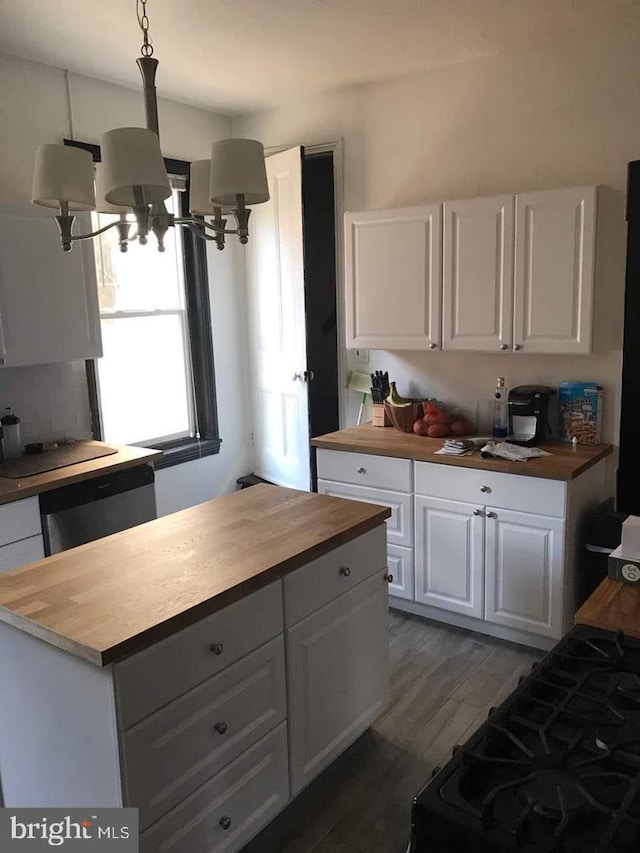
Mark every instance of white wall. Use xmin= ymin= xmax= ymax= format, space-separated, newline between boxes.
xmin=237 ymin=22 xmax=640 ymax=482
xmin=0 ymin=52 xmax=253 ymax=513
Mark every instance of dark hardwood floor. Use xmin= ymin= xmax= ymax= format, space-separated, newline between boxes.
xmin=243 ymin=610 xmax=541 ymax=853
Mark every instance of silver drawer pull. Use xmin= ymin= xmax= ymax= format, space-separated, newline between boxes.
xmin=210 ymin=642 xmax=224 ymax=655
xmin=384 ymin=573 xmax=394 ymax=584
xmin=340 ymin=566 xmax=351 ymax=577
xmin=473 ymin=509 xmax=483 ymax=517
xmin=500 ymin=344 xmax=508 ymax=351
xmin=214 ymin=721 xmax=228 ymax=735
xmin=219 ymin=816 xmax=232 ymax=831
xmin=356 ymin=466 xmax=366 ymax=474
xmin=480 ymin=486 xmax=490 ymax=493
xmin=487 ymin=511 xmax=498 ymax=519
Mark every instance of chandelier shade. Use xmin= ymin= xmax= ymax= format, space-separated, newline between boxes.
xmin=94 ymin=163 xmax=130 ymax=214
xmin=100 ymin=127 xmax=171 ymax=207
xmin=210 ymin=139 xmax=270 ymax=206
xmin=32 ymin=144 xmax=96 ymax=211
xmin=189 ymin=160 xmax=232 ymax=216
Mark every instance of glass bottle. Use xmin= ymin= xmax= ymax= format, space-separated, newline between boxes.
xmin=493 ymin=378 xmax=509 ymax=438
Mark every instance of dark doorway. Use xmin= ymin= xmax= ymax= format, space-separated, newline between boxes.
xmin=302 ymin=151 xmax=339 ymax=488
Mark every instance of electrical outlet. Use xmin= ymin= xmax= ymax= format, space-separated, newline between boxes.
xmin=354 ymin=349 xmax=370 ymax=364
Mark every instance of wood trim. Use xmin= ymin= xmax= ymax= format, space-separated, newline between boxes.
xmin=0 ymin=485 xmax=390 ymax=666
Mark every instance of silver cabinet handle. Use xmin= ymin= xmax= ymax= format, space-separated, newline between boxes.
xmin=340 ymin=566 xmax=351 ymax=577
xmin=384 ymin=573 xmax=394 ymax=583
xmin=513 ymin=344 xmax=521 ymax=352
xmin=210 ymin=642 xmax=224 ymax=655
xmin=487 ymin=511 xmax=498 ymax=519
xmin=219 ymin=816 xmax=232 ymax=831
xmin=214 ymin=721 xmax=227 ymax=734
xmin=473 ymin=509 xmax=483 ymax=516
xmin=356 ymin=466 xmax=366 ymax=474
xmin=428 ymin=342 xmax=437 ymax=350
xmin=480 ymin=486 xmax=490 ymax=493
xmin=500 ymin=344 xmax=508 ymax=351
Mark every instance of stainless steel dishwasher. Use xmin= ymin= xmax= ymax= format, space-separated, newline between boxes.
xmin=39 ymin=464 xmax=157 ymax=555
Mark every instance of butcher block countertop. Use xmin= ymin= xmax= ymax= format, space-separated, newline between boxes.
xmin=0 ymin=484 xmax=390 ymax=667
xmin=575 ymin=578 xmax=640 ymax=638
xmin=0 ymin=441 xmax=162 ymax=506
xmin=312 ymin=424 xmax=612 ymax=481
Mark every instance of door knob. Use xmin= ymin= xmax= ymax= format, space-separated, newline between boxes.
xmin=340 ymin=566 xmax=351 ymax=577
xmin=428 ymin=343 xmax=437 ymax=350
xmin=500 ymin=344 xmax=508 ymax=351
xmin=214 ymin=721 xmax=228 ymax=734
xmin=473 ymin=509 xmax=483 ymax=516
xmin=513 ymin=344 xmax=521 ymax=352
xmin=487 ymin=511 xmax=498 ymax=519
xmin=292 ymin=371 xmax=303 ymax=381
xmin=356 ymin=466 xmax=366 ymax=474
xmin=210 ymin=642 xmax=224 ymax=655
xmin=384 ymin=573 xmax=394 ymax=583
xmin=304 ymin=370 xmax=315 ymax=381
xmin=480 ymin=486 xmax=490 ymax=493
xmin=219 ymin=816 xmax=232 ymax=831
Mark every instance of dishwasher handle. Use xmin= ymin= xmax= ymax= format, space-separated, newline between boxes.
xmin=39 ymin=464 xmax=155 ymax=515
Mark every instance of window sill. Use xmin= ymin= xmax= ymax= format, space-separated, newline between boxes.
xmin=148 ymin=437 xmax=223 ymax=470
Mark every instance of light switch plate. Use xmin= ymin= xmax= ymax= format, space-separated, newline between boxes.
xmin=354 ymin=349 xmax=369 ymax=364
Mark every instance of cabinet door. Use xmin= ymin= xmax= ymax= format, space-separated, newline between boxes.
xmin=287 ymin=571 xmax=389 ymax=795
xmin=513 ymin=186 xmax=596 ymax=354
xmin=485 ymin=507 xmax=565 ymax=638
xmin=415 ymin=495 xmax=484 ymax=617
xmin=442 ymin=195 xmax=514 ymax=352
xmin=317 ymin=478 xmax=412 ymax=547
xmin=0 ymin=201 xmax=102 ymax=366
xmin=386 ymin=543 xmax=414 ymax=601
xmin=344 ymin=204 xmax=442 ymax=350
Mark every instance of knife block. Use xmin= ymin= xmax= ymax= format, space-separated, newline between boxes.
xmin=372 ymin=403 xmax=392 ymax=427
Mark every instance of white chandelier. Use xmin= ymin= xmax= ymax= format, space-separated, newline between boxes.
xmin=31 ymin=0 xmax=269 ymax=253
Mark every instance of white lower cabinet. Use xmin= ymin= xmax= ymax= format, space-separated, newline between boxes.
xmin=287 ymin=571 xmax=390 ymax=795
xmin=0 ymin=535 xmax=44 ymax=572
xmin=415 ymin=495 xmax=484 ymax=618
xmin=484 ymin=508 xmax=565 ymax=638
xmin=317 ymin=478 xmax=413 ymax=547
xmin=386 ymin=543 xmax=414 ymax=601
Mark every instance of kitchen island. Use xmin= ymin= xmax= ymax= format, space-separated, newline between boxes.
xmin=0 ymin=484 xmax=391 ymax=852
xmin=575 ymin=576 xmax=640 ymax=637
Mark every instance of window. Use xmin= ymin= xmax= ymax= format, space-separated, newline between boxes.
xmin=66 ymin=142 xmax=221 ymax=469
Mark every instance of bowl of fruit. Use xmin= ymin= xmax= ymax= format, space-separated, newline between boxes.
xmin=413 ymin=401 xmax=474 ymax=438
xmin=383 ymin=383 xmax=428 ymax=432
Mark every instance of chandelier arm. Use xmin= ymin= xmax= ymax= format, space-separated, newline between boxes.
xmin=173 ymin=216 xmax=240 ymax=236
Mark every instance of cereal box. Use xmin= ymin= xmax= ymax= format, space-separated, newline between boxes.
xmin=558 ymin=381 xmax=603 ymax=445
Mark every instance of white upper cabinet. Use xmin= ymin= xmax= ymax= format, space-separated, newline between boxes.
xmin=344 ymin=204 xmax=442 ymax=350
xmin=442 ymin=195 xmax=514 ymax=352
xmin=0 ymin=201 xmax=102 ymax=367
xmin=513 ymin=186 xmax=596 ymax=354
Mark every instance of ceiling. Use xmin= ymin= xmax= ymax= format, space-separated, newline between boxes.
xmin=0 ymin=0 xmax=637 ymax=114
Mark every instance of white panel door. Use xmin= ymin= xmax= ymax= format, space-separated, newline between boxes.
xmin=415 ymin=495 xmax=484 ymax=617
xmin=287 ymin=571 xmax=389 ymax=795
xmin=316 ymin=478 xmax=412 ymax=547
xmin=514 ymin=186 xmax=596 ymax=354
xmin=442 ymin=195 xmax=514 ymax=352
xmin=246 ymin=147 xmax=310 ymax=490
xmin=485 ymin=507 xmax=565 ymax=638
xmin=344 ymin=204 xmax=442 ymax=350
xmin=0 ymin=201 xmax=102 ymax=366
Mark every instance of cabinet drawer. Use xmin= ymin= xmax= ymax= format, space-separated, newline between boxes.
xmin=0 ymin=535 xmax=44 ymax=572
xmin=140 ymin=723 xmax=289 ymax=853
xmin=123 ymin=636 xmax=286 ymax=830
xmin=285 ymin=525 xmax=387 ymax=626
xmin=316 ymin=448 xmax=412 ymax=493
xmin=317 ymin=479 xmax=412 ymax=547
xmin=0 ymin=497 xmax=41 ymax=547
xmin=414 ymin=462 xmax=566 ymax=518
xmin=115 ymin=580 xmax=283 ymax=729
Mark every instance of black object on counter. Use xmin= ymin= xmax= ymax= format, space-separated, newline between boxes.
xmin=507 ymin=385 xmax=555 ymax=446
xmin=410 ymin=624 xmax=640 ymax=853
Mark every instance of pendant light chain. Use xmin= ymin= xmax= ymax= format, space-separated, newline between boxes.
xmin=137 ymin=0 xmax=154 ymax=57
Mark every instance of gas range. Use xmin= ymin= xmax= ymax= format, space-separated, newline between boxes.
xmin=410 ymin=626 xmax=640 ymax=853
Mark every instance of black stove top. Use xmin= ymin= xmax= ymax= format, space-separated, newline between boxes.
xmin=410 ymin=626 xmax=640 ymax=853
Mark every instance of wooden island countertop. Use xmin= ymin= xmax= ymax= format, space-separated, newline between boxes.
xmin=575 ymin=578 xmax=640 ymax=638
xmin=312 ymin=423 xmax=612 ymax=481
xmin=0 ymin=484 xmax=390 ymax=667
